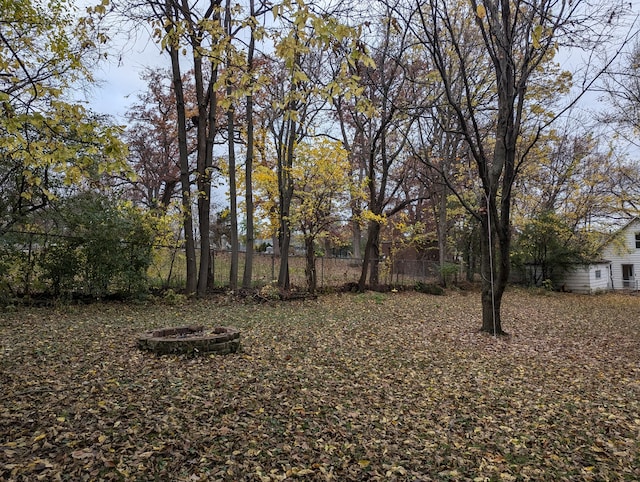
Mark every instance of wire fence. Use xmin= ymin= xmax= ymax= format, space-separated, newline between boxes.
xmin=149 ymin=248 xmax=443 ymax=290
xmin=0 ymin=229 xmax=446 ymax=298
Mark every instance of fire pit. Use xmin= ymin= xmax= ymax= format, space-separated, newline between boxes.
xmin=137 ymin=325 xmax=240 ymax=355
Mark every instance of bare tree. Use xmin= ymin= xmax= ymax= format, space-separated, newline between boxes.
xmin=333 ymin=4 xmax=428 ymax=290
xmin=407 ymin=0 xmax=628 ymax=334
xmin=122 ymin=69 xmax=185 ymax=211
xmin=601 ymin=37 xmax=640 ymax=148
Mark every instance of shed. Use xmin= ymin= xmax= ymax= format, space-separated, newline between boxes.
xmin=561 ymin=262 xmax=611 ymax=294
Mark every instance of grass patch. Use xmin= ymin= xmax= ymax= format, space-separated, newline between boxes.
xmin=1 ymin=290 xmax=639 ymax=480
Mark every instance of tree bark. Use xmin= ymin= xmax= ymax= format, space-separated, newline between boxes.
xmin=228 ymin=106 xmax=239 ymax=290
xmin=194 ymin=50 xmax=213 ymax=297
xmin=276 ymin=115 xmax=296 ymax=291
xmin=172 ymin=0 xmax=220 ymax=297
xmin=479 ymin=212 xmax=507 ymax=335
xmin=304 ymin=236 xmax=316 ymax=293
xmin=242 ymin=0 xmax=256 ymax=289
xmin=165 ymin=0 xmax=196 ymax=294
xmin=225 ymin=0 xmax=239 ymax=291
xmin=358 ymin=220 xmax=381 ymax=291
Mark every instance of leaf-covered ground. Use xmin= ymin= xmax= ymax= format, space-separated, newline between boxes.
xmin=1 ymin=290 xmax=639 ymax=481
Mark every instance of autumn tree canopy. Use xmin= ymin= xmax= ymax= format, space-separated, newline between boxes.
xmin=1 ymin=0 xmax=638 ymax=319
xmin=0 ymin=0 xmax=127 ymax=234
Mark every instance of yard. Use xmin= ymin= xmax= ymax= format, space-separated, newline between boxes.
xmin=1 ymin=289 xmax=639 ymax=481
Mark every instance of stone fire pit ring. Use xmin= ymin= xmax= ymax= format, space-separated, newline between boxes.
xmin=137 ymin=325 xmax=240 ymax=355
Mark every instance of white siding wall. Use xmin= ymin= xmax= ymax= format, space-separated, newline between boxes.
xmin=601 ymin=219 xmax=640 ymax=290
xmin=562 ymin=263 xmax=611 ymax=294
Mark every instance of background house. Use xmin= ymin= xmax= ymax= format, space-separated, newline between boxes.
xmin=600 ymin=217 xmax=640 ymax=290
xmin=559 ymin=218 xmax=640 ymax=293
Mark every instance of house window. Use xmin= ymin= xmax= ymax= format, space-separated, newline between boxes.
xmin=636 ymin=232 xmax=640 ymax=249
xmin=595 ymin=270 xmax=601 ymax=279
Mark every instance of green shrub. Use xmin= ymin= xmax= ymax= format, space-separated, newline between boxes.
xmin=40 ymin=193 xmax=155 ymax=298
xmin=258 ymin=282 xmax=281 ymax=300
xmin=440 ymin=262 xmax=459 ymax=287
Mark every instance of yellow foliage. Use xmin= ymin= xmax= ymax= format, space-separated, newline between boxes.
xmin=362 ymin=210 xmax=387 ymax=225
xmin=251 ymin=138 xmax=362 ymax=240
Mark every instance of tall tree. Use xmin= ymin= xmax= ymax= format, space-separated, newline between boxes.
xmin=188 ymin=2 xmax=223 ymax=297
xmin=214 ymin=0 xmax=271 ymax=290
xmin=241 ymin=0 xmax=259 ymax=289
xmin=408 ymin=0 xmax=625 ymax=334
xmin=161 ymin=0 xmax=199 ymax=294
xmin=223 ymin=0 xmax=240 ymax=290
xmin=117 ymin=0 xmax=225 ymax=295
xmin=265 ymin=0 xmax=371 ymax=290
xmin=333 ymin=5 xmax=426 ymax=290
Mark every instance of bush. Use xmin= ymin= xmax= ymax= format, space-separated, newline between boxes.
xmin=40 ymin=243 xmax=82 ymax=297
xmin=40 ymin=193 xmax=156 ymax=298
xmin=440 ymin=262 xmax=459 ymax=287
xmin=161 ymin=289 xmax=186 ymax=305
xmin=258 ymin=282 xmax=281 ymax=300
xmin=542 ymin=278 xmax=554 ymax=291
xmin=415 ymin=281 xmax=444 ymax=295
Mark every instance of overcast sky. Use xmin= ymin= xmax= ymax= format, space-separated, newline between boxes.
xmin=85 ymin=33 xmax=168 ymax=121
xmin=83 ymin=1 xmax=638 ymax=134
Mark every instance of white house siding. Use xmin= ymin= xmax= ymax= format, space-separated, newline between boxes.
xmin=600 ymin=218 xmax=640 ymax=291
xmin=562 ymin=263 xmax=611 ymax=294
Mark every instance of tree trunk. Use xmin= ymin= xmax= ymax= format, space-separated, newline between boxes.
xmin=184 ymin=0 xmax=219 ymax=297
xmin=358 ymin=220 xmax=381 ymax=291
xmin=226 ymin=0 xmax=239 ymax=291
xmin=208 ymin=249 xmax=214 ymax=288
xmin=479 ymin=219 xmax=499 ymax=334
xmin=277 ymin=117 xmax=296 ymax=291
xmin=228 ymin=107 xmax=239 ymax=290
xmin=278 ymin=219 xmax=291 ymax=290
xmin=242 ymin=111 xmax=255 ymax=288
xmin=437 ymin=182 xmax=448 ymax=287
xmin=242 ymin=0 xmax=256 ymax=289
xmin=479 ymin=205 xmax=508 ymax=335
xmin=165 ymin=2 xmax=196 ymax=294
xmin=204 ymin=63 xmax=218 ymax=290
xmin=369 ymin=227 xmax=381 ymax=287
xmin=195 ymin=57 xmax=212 ymax=297
xmin=304 ymin=236 xmax=316 ymax=293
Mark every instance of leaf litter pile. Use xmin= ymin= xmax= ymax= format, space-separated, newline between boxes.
xmin=1 ymin=290 xmax=639 ymax=481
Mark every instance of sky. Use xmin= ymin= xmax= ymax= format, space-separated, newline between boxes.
xmin=85 ymin=33 xmax=168 ymax=121
xmin=82 ymin=1 xmax=639 ymax=140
